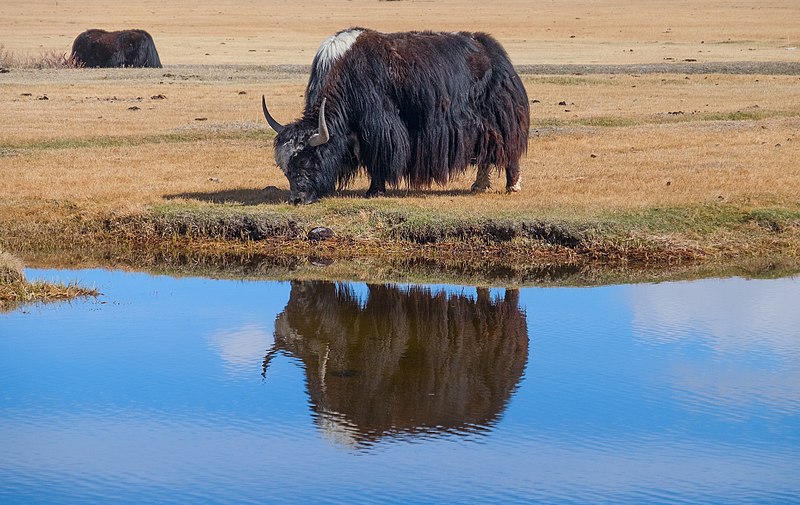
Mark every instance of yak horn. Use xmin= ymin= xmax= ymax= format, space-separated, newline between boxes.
xmin=308 ymin=97 xmax=330 ymax=147
xmin=261 ymin=95 xmax=285 ymax=133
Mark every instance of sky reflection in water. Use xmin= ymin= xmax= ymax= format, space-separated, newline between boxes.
xmin=1 ymin=270 xmax=799 ymax=504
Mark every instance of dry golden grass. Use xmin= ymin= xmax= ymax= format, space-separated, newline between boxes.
xmin=2 ymin=0 xmax=798 ymax=65
xmin=2 ymin=69 xmax=798 ymax=217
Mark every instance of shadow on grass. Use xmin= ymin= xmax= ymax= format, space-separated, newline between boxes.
xmin=165 ymin=186 xmax=477 ymax=205
xmin=165 ymin=187 xmax=290 ymax=205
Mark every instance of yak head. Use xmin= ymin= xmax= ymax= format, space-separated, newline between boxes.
xmin=262 ymin=96 xmax=339 ymax=205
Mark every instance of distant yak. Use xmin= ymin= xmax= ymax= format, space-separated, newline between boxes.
xmin=261 ymin=28 xmax=529 ymax=204
xmin=70 ymin=29 xmax=162 ymax=68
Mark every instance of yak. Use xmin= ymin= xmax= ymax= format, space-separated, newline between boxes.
xmin=261 ymin=28 xmax=529 ymax=204
xmin=70 ymin=29 xmax=162 ymax=68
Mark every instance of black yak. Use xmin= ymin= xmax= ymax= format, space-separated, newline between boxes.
xmin=263 ymin=282 xmax=528 ymax=446
xmin=70 ymin=29 xmax=162 ymax=68
xmin=261 ymin=28 xmax=529 ymax=204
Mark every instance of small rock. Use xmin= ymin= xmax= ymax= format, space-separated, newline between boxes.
xmin=128 ymin=106 xmax=140 ymax=110
xmin=21 ymin=92 xmax=32 ymax=97
xmin=530 ymin=99 xmax=540 ymax=103
xmin=194 ymin=117 xmax=208 ymax=121
xmin=37 ymin=95 xmax=49 ymax=100
xmin=238 ymin=91 xmax=247 ymax=95
xmin=150 ymin=94 xmax=167 ymax=100
xmin=558 ymin=101 xmax=567 ymax=106
xmin=308 ymin=226 xmax=334 ymax=241
xmin=209 ymin=177 xmax=222 ymax=182
xmin=0 ymin=68 xmax=9 ymax=73
xmin=590 ymin=153 xmax=597 ymax=158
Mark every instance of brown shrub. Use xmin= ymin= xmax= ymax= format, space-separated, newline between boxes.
xmin=0 ymin=45 xmax=76 ymax=69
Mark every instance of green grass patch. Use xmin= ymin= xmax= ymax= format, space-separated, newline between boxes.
xmin=606 ymin=204 xmax=800 ymax=235
xmin=529 ymin=76 xmax=609 ymax=86
xmin=534 ymin=109 xmax=800 ymax=130
xmin=534 ymin=116 xmax=639 ymax=128
xmin=1 ymin=129 xmax=269 ymax=152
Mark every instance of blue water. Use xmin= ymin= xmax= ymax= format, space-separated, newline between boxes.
xmin=2 ymin=269 xmax=799 ymax=504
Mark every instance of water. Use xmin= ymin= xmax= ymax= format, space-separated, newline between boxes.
xmin=2 ymin=269 xmax=799 ymax=504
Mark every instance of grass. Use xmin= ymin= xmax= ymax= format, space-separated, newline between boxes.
xmin=1 ymin=0 xmax=799 ymax=285
xmin=0 ymin=129 xmax=264 ymax=152
xmin=1 ymin=67 xmax=798 ymax=284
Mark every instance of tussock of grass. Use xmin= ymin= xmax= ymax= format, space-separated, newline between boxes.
xmin=0 ymin=251 xmax=26 ymax=284
xmin=0 ymin=250 xmax=98 ymax=311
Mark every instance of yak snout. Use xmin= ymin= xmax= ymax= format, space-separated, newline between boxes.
xmin=289 ymin=191 xmax=319 ymax=205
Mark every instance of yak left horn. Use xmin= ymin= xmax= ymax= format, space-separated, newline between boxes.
xmin=261 ymin=95 xmax=285 ymax=133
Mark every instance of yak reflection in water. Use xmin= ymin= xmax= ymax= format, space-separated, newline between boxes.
xmin=264 ymin=281 xmax=528 ymax=446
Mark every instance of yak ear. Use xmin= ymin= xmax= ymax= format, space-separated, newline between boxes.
xmin=308 ymin=97 xmax=330 ymax=147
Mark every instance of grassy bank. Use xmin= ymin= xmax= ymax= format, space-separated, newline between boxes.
xmin=2 ymin=197 xmax=799 ymax=286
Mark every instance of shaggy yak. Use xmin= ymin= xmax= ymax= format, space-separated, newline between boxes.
xmin=261 ymin=28 xmax=529 ymax=204
xmin=70 ymin=29 xmax=162 ymax=68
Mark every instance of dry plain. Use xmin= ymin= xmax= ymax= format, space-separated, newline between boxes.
xmin=1 ymin=0 xmax=800 ymax=284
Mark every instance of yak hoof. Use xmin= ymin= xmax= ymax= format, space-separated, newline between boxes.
xmin=470 ymin=181 xmax=492 ymax=193
xmin=471 ymin=171 xmax=492 ymax=193
xmin=506 ymin=181 xmax=522 ymax=193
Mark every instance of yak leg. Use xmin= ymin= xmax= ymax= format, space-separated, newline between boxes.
xmin=365 ymin=178 xmax=386 ymax=198
xmin=506 ymin=162 xmax=522 ymax=193
xmin=471 ymin=166 xmax=492 ymax=193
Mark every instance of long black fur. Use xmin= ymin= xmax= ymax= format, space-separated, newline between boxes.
xmin=70 ymin=29 xmax=162 ymax=68
xmin=270 ymin=28 xmax=529 ymax=204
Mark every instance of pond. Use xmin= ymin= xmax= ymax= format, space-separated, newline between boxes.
xmin=2 ymin=269 xmax=799 ymax=504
